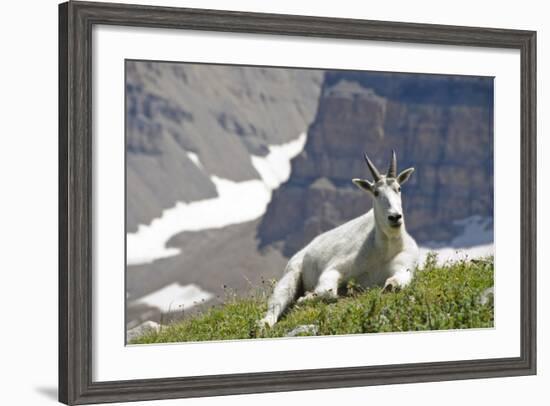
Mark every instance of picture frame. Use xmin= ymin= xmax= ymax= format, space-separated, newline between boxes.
xmin=58 ymin=1 xmax=536 ymax=404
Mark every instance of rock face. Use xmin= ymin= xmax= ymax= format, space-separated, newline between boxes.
xmin=258 ymin=72 xmax=494 ymax=256
xmin=477 ymin=287 xmax=494 ymax=306
xmin=126 ymin=320 xmax=161 ymax=343
xmin=285 ymin=324 xmax=319 ymax=337
xmin=126 ymin=61 xmax=323 ymax=232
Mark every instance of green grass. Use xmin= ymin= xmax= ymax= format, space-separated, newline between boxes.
xmin=130 ymin=254 xmax=494 ymax=344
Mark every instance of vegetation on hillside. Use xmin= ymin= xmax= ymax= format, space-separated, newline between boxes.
xmin=130 ymin=254 xmax=494 ymax=344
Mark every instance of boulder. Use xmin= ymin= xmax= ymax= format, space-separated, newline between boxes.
xmin=126 ymin=320 xmax=161 ymax=342
xmin=285 ymin=324 xmax=319 ymax=337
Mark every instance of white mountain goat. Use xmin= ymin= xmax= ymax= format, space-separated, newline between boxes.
xmin=259 ymin=150 xmax=419 ymax=328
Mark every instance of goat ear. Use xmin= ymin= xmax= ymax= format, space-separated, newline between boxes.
xmin=352 ymin=178 xmax=373 ymax=192
xmin=397 ymin=168 xmax=415 ymax=185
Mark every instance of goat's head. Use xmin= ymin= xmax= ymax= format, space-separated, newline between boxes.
xmin=352 ymin=150 xmax=414 ymax=235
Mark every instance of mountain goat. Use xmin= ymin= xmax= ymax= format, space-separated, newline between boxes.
xmin=259 ymin=150 xmax=419 ymax=327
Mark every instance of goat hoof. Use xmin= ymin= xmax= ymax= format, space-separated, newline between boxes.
xmin=257 ymin=317 xmax=275 ymax=330
xmin=383 ymin=279 xmax=400 ymax=293
xmin=297 ymin=292 xmax=317 ymax=303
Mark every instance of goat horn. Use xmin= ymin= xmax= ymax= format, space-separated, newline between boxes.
xmin=364 ymin=152 xmax=381 ymax=182
xmin=387 ymin=149 xmax=397 ymax=178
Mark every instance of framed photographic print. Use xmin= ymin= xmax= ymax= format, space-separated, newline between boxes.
xmin=59 ymin=1 xmax=536 ymax=404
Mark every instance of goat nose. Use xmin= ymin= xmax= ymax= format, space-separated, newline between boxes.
xmin=388 ymin=214 xmax=402 ymax=222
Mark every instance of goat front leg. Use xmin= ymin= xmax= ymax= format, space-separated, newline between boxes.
xmin=383 ymin=269 xmax=413 ymax=292
xmin=383 ymin=252 xmax=417 ymax=292
xmin=298 ymin=269 xmax=342 ymax=303
xmin=312 ymin=269 xmax=342 ymax=299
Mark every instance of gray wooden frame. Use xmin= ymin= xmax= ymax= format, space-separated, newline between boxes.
xmin=58 ymin=1 xmax=537 ymax=404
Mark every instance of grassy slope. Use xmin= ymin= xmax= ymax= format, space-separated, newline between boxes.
xmin=131 ymin=255 xmax=494 ymax=344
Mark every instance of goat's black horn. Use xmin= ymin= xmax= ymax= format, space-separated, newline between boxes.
xmin=364 ymin=153 xmax=381 ymax=182
xmin=387 ymin=149 xmax=397 ymax=178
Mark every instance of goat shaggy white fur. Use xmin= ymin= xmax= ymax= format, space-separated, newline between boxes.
xmin=259 ymin=150 xmax=419 ymax=327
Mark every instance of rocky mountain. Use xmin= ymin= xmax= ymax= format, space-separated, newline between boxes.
xmin=126 ymin=61 xmax=323 ymax=232
xmin=258 ymin=72 xmax=494 ymax=256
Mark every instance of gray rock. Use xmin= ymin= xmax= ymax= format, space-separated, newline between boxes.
xmin=126 ymin=320 xmax=161 ymax=342
xmin=478 ymin=287 xmax=494 ymax=306
xmin=285 ymin=324 xmax=319 ymax=337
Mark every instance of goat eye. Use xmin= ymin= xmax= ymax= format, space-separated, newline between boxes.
xmin=397 ymin=187 xmax=401 ymax=192
xmin=374 ymin=190 xmax=379 ymax=197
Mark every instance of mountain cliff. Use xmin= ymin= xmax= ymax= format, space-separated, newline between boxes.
xmin=258 ymin=72 xmax=494 ymax=256
xmin=126 ymin=61 xmax=323 ymax=232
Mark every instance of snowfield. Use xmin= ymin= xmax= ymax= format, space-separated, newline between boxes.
xmin=418 ymin=215 xmax=494 ymax=267
xmin=132 ymin=283 xmax=214 ymax=314
xmin=126 ymin=133 xmax=307 ymax=266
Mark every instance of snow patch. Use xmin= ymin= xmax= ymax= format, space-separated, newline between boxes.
xmin=185 ymin=151 xmax=203 ymax=169
xmin=250 ymin=133 xmax=306 ymax=189
xmin=131 ymin=283 xmax=214 ymax=313
xmin=424 ymin=215 xmax=493 ymax=249
xmin=127 ymin=133 xmax=307 ymax=265
xmin=418 ymin=215 xmax=494 ymax=267
xmin=418 ymin=244 xmax=494 ymax=268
